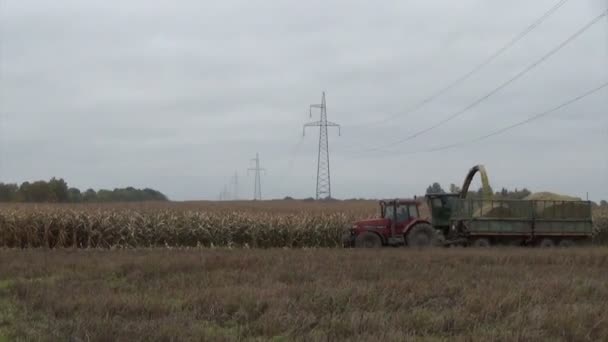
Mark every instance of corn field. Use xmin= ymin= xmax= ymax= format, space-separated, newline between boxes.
xmin=0 ymin=203 xmax=373 ymax=248
xmin=594 ymin=206 xmax=608 ymax=244
xmin=0 ymin=202 xmax=606 ymax=248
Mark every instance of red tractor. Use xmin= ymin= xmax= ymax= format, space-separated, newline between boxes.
xmin=342 ymin=198 xmax=441 ymax=248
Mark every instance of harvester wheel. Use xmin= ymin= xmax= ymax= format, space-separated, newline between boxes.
xmin=406 ymin=224 xmax=439 ymax=247
xmin=355 ymin=232 xmax=382 ymax=248
xmin=472 ymin=238 xmax=491 ymax=247
xmin=558 ymin=239 xmax=575 ymax=248
xmin=539 ymin=238 xmax=555 ymax=248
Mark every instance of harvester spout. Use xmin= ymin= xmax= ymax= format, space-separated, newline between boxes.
xmin=460 ymin=165 xmax=492 ymax=199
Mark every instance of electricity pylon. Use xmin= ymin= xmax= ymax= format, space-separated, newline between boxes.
xmin=231 ymin=172 xmax=239 ymax=200
xmin=247 ymin=153 xmax=265 ymax=200
xmin=303 ymin=92 xmax=341 ymax=199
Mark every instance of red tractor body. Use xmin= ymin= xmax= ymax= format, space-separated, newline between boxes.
xmin=343 ymin=199 xmax=435 ymax=247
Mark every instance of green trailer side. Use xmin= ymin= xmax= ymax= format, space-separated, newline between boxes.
xmin=449 ymin=199 xmax=593 ymax=245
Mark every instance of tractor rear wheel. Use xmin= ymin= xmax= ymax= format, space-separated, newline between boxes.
xmin=539 ymin=238 xmax=555 ymax=248
xmin=355 ymin=232 xmax=383 ymax=248
xmin=406 ymin=224 xmax=439 ymax=247
xmin=472 ymin=238 xmax=491 ymax=247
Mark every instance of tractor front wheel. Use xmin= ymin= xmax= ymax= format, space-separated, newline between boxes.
xmin=355 ymin=232 xmax=383 ymax=248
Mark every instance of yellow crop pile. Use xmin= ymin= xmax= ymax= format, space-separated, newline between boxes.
xmin=524 ymin=192 xmax=582 ymax=201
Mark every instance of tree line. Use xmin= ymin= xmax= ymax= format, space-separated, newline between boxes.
xmin=0 ymin=178 xmax=168 ymax=203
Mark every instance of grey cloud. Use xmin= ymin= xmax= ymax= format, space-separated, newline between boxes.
xmin=0 ymin=0 xmax=606 ymax=201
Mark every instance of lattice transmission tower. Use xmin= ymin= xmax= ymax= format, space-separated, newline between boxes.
xmin=247 ymin=153 xmax=265 ymax=200
xmin=303 ymin=92 xmax=341 ymax=199
xmin=231 ymin=172 xmax=239 ymax=200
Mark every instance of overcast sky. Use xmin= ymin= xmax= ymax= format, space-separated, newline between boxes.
xmin=1 ymin=0 xmax=607 ymax=201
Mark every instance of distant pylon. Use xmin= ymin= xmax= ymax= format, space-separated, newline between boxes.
xmin=304 ymin=92 xmax=341 ymax=199
xmin=248 ymin=153 xmax=265 ymax=200
xmin=220 ymin=184 xmax=230 ymax=201
xmin=231 ymin=172 xmax=239 ymax=200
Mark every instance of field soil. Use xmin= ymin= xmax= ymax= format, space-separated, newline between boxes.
xmin=2 ymin=248 xmax=608 ymax=341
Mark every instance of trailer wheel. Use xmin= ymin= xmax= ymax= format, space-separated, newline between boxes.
xmin=472 ymin=238 xmax=491 ymax=247
xmin=355 ymin=232 xmax=382 ymax=248
xmin=406 ymin=224 xmax=438 ymax=247
xmin=539 ymin=238 xmax=555 ymax=248
xmin=558 ymin=239 xmax=575 ymax=248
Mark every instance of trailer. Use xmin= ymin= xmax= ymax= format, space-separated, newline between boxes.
xmin=448 ymin=198 xmax=593 ymax=247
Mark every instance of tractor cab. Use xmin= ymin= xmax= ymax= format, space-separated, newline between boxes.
xmin=379 ymin=199 xmax=421 ymax=223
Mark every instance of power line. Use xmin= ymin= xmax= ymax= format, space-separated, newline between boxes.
xmin=349 ymin=10 xmax=608 ymax=154
xmin=303 ymin=92 xmax=341 ymax=200
xmin=248 ymin=153 xmax=265 ymax=200
xmin=347 ymin=0 xmax=570 ymax=128
xmin=372 ymin=80 xmax=608 ymax=157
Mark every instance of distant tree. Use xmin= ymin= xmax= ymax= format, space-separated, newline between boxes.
xmin=499 ymin=187 xmax=509 ymax=198
xmin=97 ymin=189 xmax=113 ymax=202
xmin=82 ymin=189 xmax=98 ymax=202
xmin=449 ymin=184 xmax=461 ymax=194
xmin=48 ymin=178 xmax=69 ymax=202
xmin=601 ymin=200 xmax=608 ymax=207
xmin=142 ymin=188 xmax=168 ymax=201
xmin=0 ymin=183 xmax=18 ymax=202
xmin=517 ymin=188 xmax=531 ymax=199
xmin=17 ymin=182 xmax=30 ymax=202
xmin=320 ymin=196 xmax=337 ymax=202
xmin=68 ymin=188 xmax=82 ymax=203
xmin=24 ymin=181 xmax=53 ymax=202
xmin=426 ymin=183 xmax=445 ymax=194
xmin=0 ymin=178 xmax=167 ymax=203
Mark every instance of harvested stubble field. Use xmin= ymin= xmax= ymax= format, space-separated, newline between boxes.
xmin=1 ymin=248 xmax=608 ymax=341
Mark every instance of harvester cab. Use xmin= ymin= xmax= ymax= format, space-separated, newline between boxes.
xmin=423 ymin=165 xmax=487 ymax=239
xmin=425 ymin=193 xmax=459 ymax=237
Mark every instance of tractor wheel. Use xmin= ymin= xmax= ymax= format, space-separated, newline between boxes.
xmin=558 ymin=239 xmax=575 ymax=248
xmin=539 ymin=238 xmax=555 ymax=248
xmin=355 ymin=232 xmax=383 ymax=248
xmin=472 ymin=238 xmax=491 ymax=247
xmin=406 ymin=224 xmax=439 ymax=247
